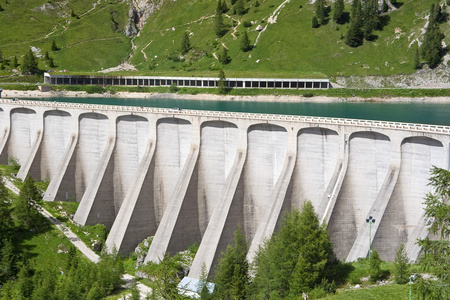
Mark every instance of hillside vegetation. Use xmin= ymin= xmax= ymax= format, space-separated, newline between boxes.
xmin=1 ymin=0 xmax=449 ymax=78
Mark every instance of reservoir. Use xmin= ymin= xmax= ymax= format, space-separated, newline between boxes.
xmin=25 ymin=97 xmax=450 ymax=126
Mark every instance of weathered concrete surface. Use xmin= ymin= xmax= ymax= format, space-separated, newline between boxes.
xmin=1 ymin=99 xmax=449 ymax=278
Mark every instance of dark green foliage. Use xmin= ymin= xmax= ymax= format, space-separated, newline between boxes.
xmin=14 ymin=175 xmax=41 ymax=229
xmin=0 ymin=177 xmax=12 ymax=241
xmin=0 ymin=239 xmax=16 ymax=283
xmin=0 ymin=49 xmax=3 ymax=63
xmin=198 ymin=264 xmax=213 ymax=299
xmin=97 ymin=247 xmax=124 ymax=294
xmin=51 ymin=40 xmax=58 ymax=51
xmin=15 ymin=264 xmax=35 ymax=299
xmin=217 ymin=69 xmax=227 ymax=94
xmin=44 ymin=50 xmax=49 ymax=60
xmin=21 ymin=49 xmax=39 ymax=74
xmin=414 ymin=167 xmax=450 ymax=296
xmin=240 ymin=31 xmax=251 ymax=52
xmin=421 ymin=13 xmax=444 ymax=68
xmin=251 ymin=201 xmax=338 ymax=298
xmin=414 ymin=46 xmax=421 ymax=69
xmin=31 ymin=269 xmax=57 ymax=300
xmin=217 ymin=0 xmax=228 ymax=13
xmin=128 ymin=282 xmax=140 ymax=300
xmin=382 ymin=0 xmax=389 ymax=13
xmin=346 ymin=0 xmax=363 ymax=47
xmin=219 ymin=46 xmax=231 ymax=64
xmin=213 ymin=225 xmax=249 ymax=299
xmin=231 ymin=0 xmax=237 ymax=5
xmin=11 ymin=56 xmax=18 ymax=68
xmin=393 ymin=243 xmax=410 ymax=284
xmin=49 ymin=57 xmax=56 ymax=68
xmin=0 ymin=4 xmax=3 ymax=12
xmin=369 ymin=250 xmax=382 ymax=282
xmin=215 ymin=12 xmax=226 ymax=37
xmin=312 ymin=16 xmax=319 ymax=28
xmin=181 ymin=32 xmax=191 ymax=54
xmin=235 ymin=0 xmax=245 ymax=15
xmin=362 ymin=0 xmax=380 ymax=40
xmin=315 ymin=0 xmax=326 ymax=25
xmin=143 ymin=253 xmax=182 ymax=299
xmin=333 ymin=0 xmax=345 ymax=24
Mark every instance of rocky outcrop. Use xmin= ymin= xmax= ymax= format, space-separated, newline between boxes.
xmin=130 ymin=0 xmax=164 ymax=29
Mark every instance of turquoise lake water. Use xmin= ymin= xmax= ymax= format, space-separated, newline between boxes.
xmin=25 ymin=97 xmax=450 ymax=126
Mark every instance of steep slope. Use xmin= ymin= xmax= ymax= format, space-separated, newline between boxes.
xmin=0 ymin=0 xmax=449 ymax=77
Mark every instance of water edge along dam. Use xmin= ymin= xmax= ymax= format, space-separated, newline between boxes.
xmin=0 ymin=99 xmax=449 ymax=279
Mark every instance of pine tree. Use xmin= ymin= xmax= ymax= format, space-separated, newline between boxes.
xmin=44 ymin=50 xmax=49 ymax=60
xmin=217 ymin=69 xmax=227 ymax=94
xmin=315 ymin=0 xmax=326 ymax=25
xmin=240 ymin=31 xmax=251 ymax=52
xmin=346 ymin=0 xmax=363 ymax=47
xmin=393 ymin=243 xmax=410 ymax=284
xmin=333 ymin=0 xmax=345 ymax=24
xmin=231 ymin=0 xmax=237 ymax=5
xmin=215 ymin=12 xmax=226 ymax=37
xmin=421 ymin=19 xmax=444 ymax=68
xmin=362 ymin=0 xmax=379 ymax=41
xmin=414 ymin=46 xmax=421 ymax=69
xmin=21 ymin=49 xmax=39 ymax=74
xmin=312 ymin=16 xmax=319 ymax=28
xmin=217 ymin=0 xmax=228 ymax=13
xmin=11 ymin=55 xmax=18 ymax=68
xmin=382 ymin=0 xmax=389 ymax=13
xmin=0 ymin=239 xmax=15 ymax=283
xmin=181 ymin=32 xmax=191 ymax=54
xmin=0 ymin=49 xmax=3 ymax=63
xmin=213 ymin=225 xmax=249 ymax=299
xmin=219 ymin=46 xmax=230 ymax=64
xmin=369 ymin=250 xmax=383 ymax=283
xmin=0 ymin=177 xmax=12 ymax=241
xmin=251 ymin=201 xmax=337 ymax=298
xmin=15 ymin=175 xmax=41 ymax=229
xmin=235 ymin=0 xmax=245 ymax=15
xmin=51 ymin=40 xmax=58 ymax=51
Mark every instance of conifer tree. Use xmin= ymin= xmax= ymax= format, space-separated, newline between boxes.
xmin=215 ymin=12 xmax=226 ymax=37
xmin=362 ymin=0 xmax=380 ymax=40
xmin=312 ymin=16 xmax=319 ymax=28
xmin=333 ymin=0 xmax=345 ymax=24
xmin=251 ymin=201 xmax=337 ymax=298
xmin=217 ymin=69 xmax=227 ymax=94
xmin=369 ymin=250 xmax=383 ymax=282
xmin=393 ymin=243 xmax=410 ymax=284
xmin=21 ymin=49 xmax=39 ymax=74
xmin=0 ymin=177 xmax=12 ymax=241
xmin=213 ymin=225 xmax=249 ymax=299
xmin=421 ymin=13 xmax=444 ymax=68
xmin=240 ymin=31 xmax=251 ymax=52
xmin=235 ymin=0 xmax=245 ymax=15
xmin=414 ymin=46 xmax=421 ymax=69
xmin=315 ymin=0 xmax=326 ymax=25
xmin=0 ymin=49 xmax=3 ymax=63
xmin=11 ymin=55 xmax=18 ymax=68
xmin=346 ymin=0 xmax=363 ymax=47
xmin=181 ymin=32 xmax=191 ymax=54
xmin=15 ymin=174 xmax=41 ymax=229
xmin=219 ymin=46 xmax=230 ymax=64
xmin=382 ymin=0 xmax=389 ymax=13
xmin=51 ymin=40 xmax=58 ymax=51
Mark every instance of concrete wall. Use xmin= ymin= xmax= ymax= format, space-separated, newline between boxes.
xmin=1 ymin=100 xmax=449 ymax=278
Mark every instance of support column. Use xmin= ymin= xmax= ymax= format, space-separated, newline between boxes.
xmin=17 ymin=109 xmax=44 ymax=180
xmin=73 ymin=117 xmax=117 ymax=228
xmin=188 ymin=123 xmax=248 ymax=279
xmin=145 ymin=118 xmax=201 ymax=263
xmin=0 ymin=107 xmax=11 ymax=165
xmin=43 ymin=112 xmax=80 ymax=202
xmin=246 ymin=128 xmax=296 ymax=264
xmin=319 ymin=131 xmax=349 ymax=224
xmin=105 ymin=117 xmax=157 ymax=254
xmin=345 ymin=137 xmax=402 ymax=262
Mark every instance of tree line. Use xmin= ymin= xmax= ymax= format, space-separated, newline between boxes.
xmin=0 ymin=173 xmax=124 ymax=300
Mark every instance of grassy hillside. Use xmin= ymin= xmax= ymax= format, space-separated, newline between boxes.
xmin=0 ymin=0 xmax=449 ymax=78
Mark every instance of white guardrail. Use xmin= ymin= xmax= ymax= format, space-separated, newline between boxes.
xmin=2 ymin=99 xmax=450 ymax=134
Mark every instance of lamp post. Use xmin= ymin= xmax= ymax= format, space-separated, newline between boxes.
xmin=366 ymin=216 xmax=375 ymax=260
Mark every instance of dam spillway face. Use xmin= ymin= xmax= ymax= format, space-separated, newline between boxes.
xmin=1 ymin=100 xmax=449 ymax=278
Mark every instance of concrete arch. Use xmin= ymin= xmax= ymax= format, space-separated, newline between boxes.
xmin=154 ymin=118 xmax=192 ymax=222
xmin=243 ymin=123 xmax=287 ymax=240
xmin=37 ymin=110 xmax=73 ymax=181
xmin=329 ymin=131 xmax=391 ymax=260
xmin=373 ymin=136 xmax=445 ymax=261
xmin=198 ymin=121 xmax=238 ymax=234
xmin=114 ymin=115 xmax=150 ymax=212
xmin=75 ymin=112 xmax=109 ymax=201
xmin=9 ymin=108 xmax=38 ymax=164
xmin=288 ymin=127 xmax=339 ymax=211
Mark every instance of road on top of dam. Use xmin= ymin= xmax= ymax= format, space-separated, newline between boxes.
xmin=20 ymin=97 xmax=450 ymax=126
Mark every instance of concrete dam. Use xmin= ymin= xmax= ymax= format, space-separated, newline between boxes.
xmin=0 ymin=99 xmax=449 ymax=279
